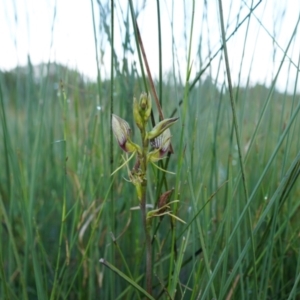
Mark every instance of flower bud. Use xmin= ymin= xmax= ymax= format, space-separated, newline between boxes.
xmin=133 ymin=97 xmax=144 ymax=130
xmin=138 ymin=92 xmax=152 ymax=122
xmin=112 ymin=114 xmax=140 ymax=153
xmin=147 ymin=117 xmax=178 ymax=140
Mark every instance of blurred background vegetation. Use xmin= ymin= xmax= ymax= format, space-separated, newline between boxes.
xmin=1 ymin=0 xmax=300 ymax=299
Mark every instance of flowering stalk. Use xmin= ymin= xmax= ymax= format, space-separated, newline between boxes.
xmin=133 ymin=93 xmax=153 ymax=294
xmin=112 ymin=92 xmax=178 ymax=295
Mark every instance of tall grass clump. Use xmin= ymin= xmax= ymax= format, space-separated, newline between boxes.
xmin=1 ymin=0 xmax=300 ymax=299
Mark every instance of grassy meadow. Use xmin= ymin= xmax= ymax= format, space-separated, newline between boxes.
xmin=1 ymin=1 xmax=300 ymax=299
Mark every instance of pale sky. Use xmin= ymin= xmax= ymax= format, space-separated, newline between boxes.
xmin=1 ymin=0 xmax=300 ymax=93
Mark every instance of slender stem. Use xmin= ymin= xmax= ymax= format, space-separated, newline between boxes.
xmin=51 ymin=81 xmax=67 ymax=300
xmin=156 ymin=0 xmax=162 ymax=107
xmin=109 ymin=1 xmax=115 ymax=299
xmin=217 ymin=1 xmax=258 ymax=297
xmin=141 ymin=183 xmax=152 ymax=295
xmin=139 ymin=126 xmax=152 ymax=295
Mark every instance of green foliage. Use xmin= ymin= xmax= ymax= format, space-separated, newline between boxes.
xmin=1 ymin=1 xmax=300 ymax=299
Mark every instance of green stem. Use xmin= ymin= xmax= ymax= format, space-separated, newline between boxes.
xmin=141 ymin=183 xmax=152 ymax=295
xmin=140 ymin=127 xmax=152 ymax=295
xmin=50 ymin=81 xmax=67 ymax=300
xmin=218 ymin=1 xmax=258 ymax=297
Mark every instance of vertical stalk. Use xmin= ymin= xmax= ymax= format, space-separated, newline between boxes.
xmin=139 ymin=126 xmax=152 ymax=295
xmin=109 ymin=0 xmax=115 ymax=298
xmin=169 ymin=1 xmax=195 ymax=297
xmin=156 ymin=0 xmax=162 ymax=106
xmin=50 ymin=81 xmax=67 ymax=300
xmin=217 ymin=1 xmax=258 ymax=297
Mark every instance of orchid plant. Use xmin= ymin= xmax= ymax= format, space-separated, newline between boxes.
xmin=111 ymin=92 xmax=182 ymax=295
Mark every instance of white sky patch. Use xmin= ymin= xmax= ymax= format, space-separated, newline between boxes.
xmin=0 ymin=0 xmax=299 ymax=93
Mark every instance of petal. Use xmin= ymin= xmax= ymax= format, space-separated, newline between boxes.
xmin=112 ymin=114 xmax=131 ymax=150
xmin=148 ymin=128 xmax=171 ymax=162
xmin=150 ymin=128 xmax=171 ymax=153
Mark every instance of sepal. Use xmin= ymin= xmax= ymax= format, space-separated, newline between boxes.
xmin=147 ymin=117 xmax=178 ymax=140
